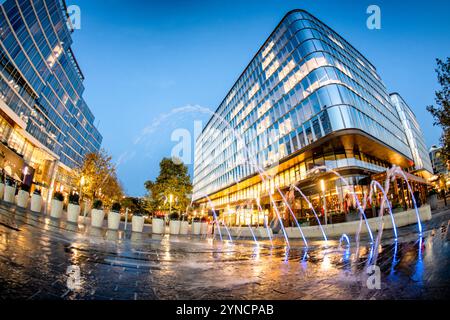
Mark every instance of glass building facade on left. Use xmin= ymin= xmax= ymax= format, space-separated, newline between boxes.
xmin=0 ymin=0 xmax=102 ymax=200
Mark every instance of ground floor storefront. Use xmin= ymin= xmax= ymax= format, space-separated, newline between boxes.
xmin=194 ymin=135 xmax=433 ymax=227
xmin=198 ymin=168 xmax=431 ymax=228
xmin=0 ymin=110 xmax=77 ymax=204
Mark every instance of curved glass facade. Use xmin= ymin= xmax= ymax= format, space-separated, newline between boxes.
xmin=0 ymin=0 xmax=102 ymax=171
xmin=390 ymin=93 xmax=433 ymax=174
xmin=193 ymin=10 xmax=414 ymax=201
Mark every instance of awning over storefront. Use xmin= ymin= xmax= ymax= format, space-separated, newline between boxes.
xmin=372 ymin=170 xmax=430 ymax=185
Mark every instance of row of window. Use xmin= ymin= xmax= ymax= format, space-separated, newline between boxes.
xmin=194 ymin=67 xmax=411 ymax=195
xmin=202 ymin=13 xmax=389 ymax=141
xmin=195 ymin=52 xmax=410 ymax=185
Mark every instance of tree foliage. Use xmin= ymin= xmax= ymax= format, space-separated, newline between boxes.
xmin=144 ymin=157 xmax=193 ymax=213
xmin=121 ymin=197 xmax=149 ymax=215
xmin=75 ymin=149 xmax=123 ymax=205
xmin=427 ymin=58 xmax=450 ymax=161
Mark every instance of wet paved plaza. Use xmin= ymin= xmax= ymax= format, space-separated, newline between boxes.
xmin=0 ymin=201 xmax=449 ymax=300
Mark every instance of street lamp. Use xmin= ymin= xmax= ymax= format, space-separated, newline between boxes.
xmin=80 ymin=176 xmax=85 ymax=198
xmin=22 ymin=166 xmax=29 ymax=183
xmin=166 ymin=193 xmax=174 ymax=224
xmin=169 ymin=194 xmax=174 ymax=213
xmin=80 ymin=176 xmax=87 ymax=218
xmin=320 ymin=179 xmax=328 ymax=225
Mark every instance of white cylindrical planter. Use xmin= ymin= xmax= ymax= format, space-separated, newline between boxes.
xmin=169 ymin=220 xmax=181 ymax=235
xmin=108 ymin=211 xmax=121 ymax=230
xmin=193 ymin=222 xmax=201 ymax=235
xmin=4 ymin=185 xmax=15 ymax=203
xmin=67 ymin=204 xmax=80 ymax=223
xmin=201 ymin=222 xmax=208 ymax=235
xmin=0 ymin=183 xmax=4 ymax=199
xmin=180 ymin=221 xmax=189 ymax=235
xmin=152 ymin=218 xmax=165 ymax=234
xmin=132 ymin=215 xmax=145 ymax=233
xmin=91 ymin=209 xmax=105 ymax=228
xmin=17 ymin=190 xmax=29 ymax=208
xmin=30 ymin=194 xmax=42 ymax=212
xmin=428 ymin=194 xmax=438 ymax=210
xmin=50 ymin=200 xmax=63 ymax=218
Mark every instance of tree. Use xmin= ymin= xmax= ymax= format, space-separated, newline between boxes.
xmin=427 ymin=58 xmax=450 ymax=162
xmin=121 ymin=197 xmax=149 ymax=215
xmin=144 ymin=157 xmax=193 ymax=214
xmin=75 ymin=149 xmax=123 ymax=206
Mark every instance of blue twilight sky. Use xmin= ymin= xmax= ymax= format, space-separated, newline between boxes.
xmin=66 ymin=0 xmax=450 ymax=196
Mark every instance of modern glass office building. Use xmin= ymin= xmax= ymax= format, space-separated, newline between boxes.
xmin=193 ymin=9 xmax=432 ymax=226
xmin=0 ymin=0 xmax=102 ymax=198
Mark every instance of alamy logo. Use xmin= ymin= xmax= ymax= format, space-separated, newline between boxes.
xmin=366 ymin=5 xmax=381 ymax=30
xmin=171 ymin=120 xmax=203 ymax=165
xmin=67 ymin=5 xmax=81 ymax=30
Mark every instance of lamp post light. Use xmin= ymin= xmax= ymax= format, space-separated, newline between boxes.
xmin=320 ymin=179 xmax=328 ymax=225
xmin=22 ymin=166 xmax=29 ymax=184
xmin=80 ymin=176 xmax=87 ymax=218
xmin=80 ymin=176 xmax=85 ymax=199
xmin=169 ymin=194 xmax=174 ymax=213
xmin=166 ymin=193 xmax=174 ymax=224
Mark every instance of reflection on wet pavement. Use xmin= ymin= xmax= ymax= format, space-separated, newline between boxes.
xmin=0 ymin=202 xmax=449 ymax=300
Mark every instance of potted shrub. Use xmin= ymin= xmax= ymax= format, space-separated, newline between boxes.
xmin=427 ymin=189 xmax=438 ymax=210
xmin=299 ymin=217 xmax=310 ymax=227
xmin=132 ymin=212 xmax=145 ymax=233
xmin=51 ymin=191 xmax=64 ymax=218
xmin=17 ymin=184 xmax=30 ymax=208
xmin=392 ymin=203 xmax=404 ymax=214
xmin=30 ymin=188 xmax=42 ymax=213
xmin=200 ymin=217 xmax=209 ymax=235
xmin=180 ymin=214 xmax=189 ymax=235
xmin=67 ymin=193 xmax=80 ymax=223
xmin=192 ymin=217 xmax=202 ymax=235
xmin=91 ymin=199 xmax=105 ymax=228
xmin=0 ymin=176 xmax=5 ymax=199
xmin=108 ymin=202 xmax=122 ymax=230
xmin=169 ymin=212 xmax=181 ymax=235
xmin=3 ymin=177 xmax=16 ymax=203
xmin=152 ymin=212 xmax=165 ymax=234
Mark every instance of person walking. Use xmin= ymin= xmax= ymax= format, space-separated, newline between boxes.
xmin=441 ymin=189 xmax=447 ymax=207
xmin=413 ymin=190 xmax=422 ymax=208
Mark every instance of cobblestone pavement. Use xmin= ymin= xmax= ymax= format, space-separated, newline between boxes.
xmin=0 ymin=202 xmax=449 ymax=300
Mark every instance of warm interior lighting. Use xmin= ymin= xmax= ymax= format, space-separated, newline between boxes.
xmin=320 ymin=179 xmax=326 ymax=193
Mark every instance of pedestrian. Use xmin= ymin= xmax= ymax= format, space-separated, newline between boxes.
xmin=441 ymin=189 xmax=447 ymax=207
xmin=413 ymin=190 xmax=421 ymax=207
